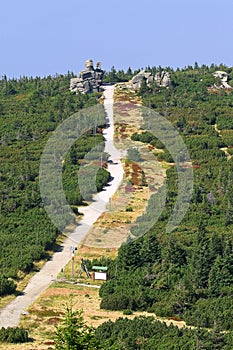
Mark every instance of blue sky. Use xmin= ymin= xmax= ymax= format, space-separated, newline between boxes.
xmin=1 ymin=0 xmax=233 ymax=77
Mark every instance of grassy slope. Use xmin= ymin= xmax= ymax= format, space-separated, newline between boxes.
xmin=1 ymin=83 xmax=173 ymax=349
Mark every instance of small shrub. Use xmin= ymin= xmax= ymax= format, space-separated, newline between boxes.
xmin=123 ymin=309 xmax=133 ymax=315
xmin=0 ymin=275 xmax=16 ymax=296
xmin=126 ymin=206 xmax=133 ymax=212
xmin=0 ymin=327 xmax=29 ymax=343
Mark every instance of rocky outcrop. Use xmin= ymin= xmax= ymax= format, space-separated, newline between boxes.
xmin=131 ymin=70 xmax=153 ymax=90
xmin=70 ymin=60 xmax=104 ymax=94
xmin=155 ymin=71 xmax=171 ymax=87
xmin=213 ymin=70 xmax=232 ymax=89
xmin=131 ymin=70 xmax=171 ymax=90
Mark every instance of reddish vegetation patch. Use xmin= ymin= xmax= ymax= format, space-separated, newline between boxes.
xmin=42 ymin=288 xmax=94 ymax=297
xmin=182 ymin=164 xmax=201 ymax=169
xmin=115 ymin=102 xmax=133 ymax=111
xmin=207 ymin=87 xmax=232 ymax=95
xmin=115 ymin=122 xmax=127 ymax=127
xmin=44 ymin=341 xmax=55 ymax=345
xmin=125 ymin=161 xmax=144 ymax=186
xmin=131 ymin=174 xmax=141 ymax=186
xmin=132 ymin=163 xmax=142 ymax=173
xmin=115 ymin=122 xmax=129 ymax=137
xmin=120 ymin=112 xmax=130 ymax=117
xmin=136 ymin=338 xmax=147 ymax=345
xmin=167 ymin=316 xmax=183 ymax=322
xmin=92 ymin=160 xmax=107 ymax=168
xmin=114 ymin=102 xmax=124 ymax=108
xmin=47 ymin=317 xmax=60 ymax=325
xmin=131 ymin=163 xmax=144 ymax=186
xmin=125 ymin=184 xmax=135 ymax=193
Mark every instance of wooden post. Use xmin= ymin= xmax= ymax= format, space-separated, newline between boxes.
xmin=72 ymin=253 xmax=75 ymax=278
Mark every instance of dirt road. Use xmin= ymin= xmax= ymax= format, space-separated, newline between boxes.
xmin=0 ymin=85 xmax=124 ymax=328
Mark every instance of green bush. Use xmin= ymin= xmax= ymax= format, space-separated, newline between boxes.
xmin=95 ymin=316 xmax=233 ymax=350
xmin=123 ymin=309 xmax=133 ymax=315
xmin=127 ymin=148 xmax=142 ymax=162
xmin=0 ymin=275 xmax=16 ymax=296
xmin=0 ymin=327 xmax=29 ymax=343
xmin=126 ymin=206 xmax=133 ymax=212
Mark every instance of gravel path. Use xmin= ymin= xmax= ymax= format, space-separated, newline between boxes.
xmin=0 ymin=85 xmax=124 ymax=328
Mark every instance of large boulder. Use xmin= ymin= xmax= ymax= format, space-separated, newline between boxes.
xmin=70 ymin=60 xmax=104 ymax=94
xmin=131 ymin=70 xmax=153 ymax=90
xmin=155 ymin=71 xmax=171 ymax=87
xmin=214 ymin=70 xmax=228 ymax=82
xmin=131 ymin=70 xmax=171 ymax=90
xmin=213 ymin=70 xmax=232 ymax=89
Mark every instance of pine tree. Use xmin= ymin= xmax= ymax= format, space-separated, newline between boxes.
xmin=185 ymin=227 xmax=212 ymax=293
xmin=55 ymin=304 xmax=102 ymax=350
xmin=208 ymin=255 xmax=232 ymax=296
xmin=139 ymin=77 xmax=148 ymax=94
xmin=140 ymin=232 xmax=161 ymax=264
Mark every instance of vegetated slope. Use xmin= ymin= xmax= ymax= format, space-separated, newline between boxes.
xmin=95 ymin=316 xmax=233 ymax=350
xmin=0 ymin=74 xmax=109 ymax=293
xmin=99 ymin=64 xmax=233 ymax=332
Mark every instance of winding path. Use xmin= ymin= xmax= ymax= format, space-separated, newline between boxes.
xmin=0 ymin=85 xmax=124 ymax=328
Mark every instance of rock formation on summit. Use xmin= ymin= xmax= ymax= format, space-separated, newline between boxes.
xmin=154 ymin=71 xmax=171 ymax=88
xmin=70 ymin=60 xmax=104 ymax=94
xmin=213 ymin=70 xmax=232 ymax=89
xmin=131 ymin=70 xmax=171 ymax=90
xmin=131 ymin=71 xmax=153 ymax=90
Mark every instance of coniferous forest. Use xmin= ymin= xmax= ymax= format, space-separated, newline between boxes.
xmin=98 ymin=64 xmax=233 ymax=342
xmin=0 ymin=73 xmax=109 ymax=293
xmin=0 ymin=64 xmax=233 ymax=348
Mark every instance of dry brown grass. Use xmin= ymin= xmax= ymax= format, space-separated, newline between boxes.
xmin=81 ymin=86 xmax=166 ymax=249
xmin=1 ymin=84 xmax=170 ymax=350
xmin=113 ymin=83 xmax=142 ymax=104
xmin=2 ymin=281 xmax=192 ymax=350
xmin=1 ymin=281 xmax=192 ymax=350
